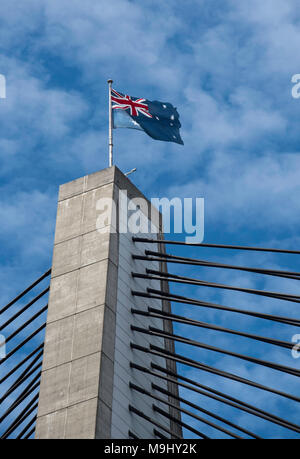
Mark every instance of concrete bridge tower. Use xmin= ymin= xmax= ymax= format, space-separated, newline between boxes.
xmin=35 ymin=166 xmax=182 ymax=439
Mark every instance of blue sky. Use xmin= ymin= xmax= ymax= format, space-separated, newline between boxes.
xmin=1 ymin=0 xmax=300 ymax=439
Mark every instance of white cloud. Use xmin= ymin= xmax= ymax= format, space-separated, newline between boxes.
xmin=167 ymin=151 xmax=300 ymax=236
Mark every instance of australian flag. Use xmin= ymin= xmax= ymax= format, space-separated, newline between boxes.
xmin=111 ymin=88 xmax=184 ymax=145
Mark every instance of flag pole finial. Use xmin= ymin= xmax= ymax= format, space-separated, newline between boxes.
xmin=108 ymin=79 xmax=113 ymax=167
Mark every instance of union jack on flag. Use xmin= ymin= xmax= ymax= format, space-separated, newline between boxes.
xmin=111 ymin=89 xmax=152 ymax=118
xmin=111 ymin=87 xmax=183 ymax=145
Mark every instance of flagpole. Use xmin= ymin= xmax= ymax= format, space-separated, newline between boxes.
xmin=108 ymin=79 xmax=113 ymax=167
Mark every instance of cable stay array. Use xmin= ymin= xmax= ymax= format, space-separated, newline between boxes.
xmin=0 ymin=269 xmax=50 ymax=439
xmin=129 ymin=237 xmax=300 ymax=439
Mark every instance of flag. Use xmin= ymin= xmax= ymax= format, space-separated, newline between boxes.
xmin=111 ymin=88 xmax=184 ymax=145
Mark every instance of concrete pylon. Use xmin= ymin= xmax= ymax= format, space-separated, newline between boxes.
xmin=35 ymin=166 xmax=181 ymax=439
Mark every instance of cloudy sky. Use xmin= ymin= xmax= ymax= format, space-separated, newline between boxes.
xmin=1 ymin=0 xmax=300 ymax=439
